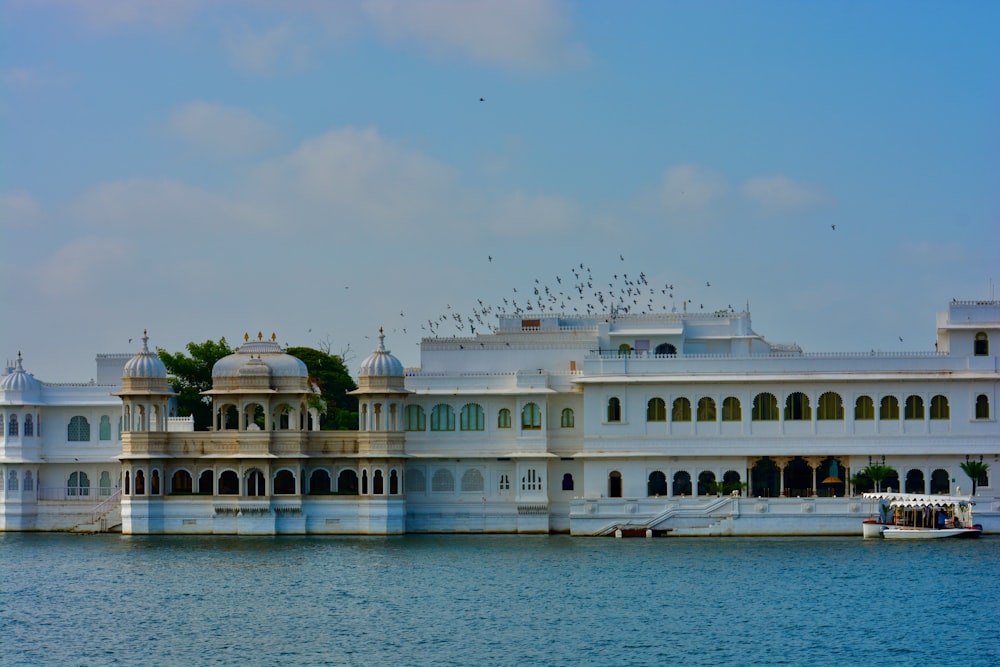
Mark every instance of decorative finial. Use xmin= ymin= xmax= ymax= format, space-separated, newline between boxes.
xmin=244 ymin=332 xmax=250 ymax=342
xmin=258 ymin=331 xmax=263 ymax=341
xmin=271 ymin=332 xmax=277 ymax=342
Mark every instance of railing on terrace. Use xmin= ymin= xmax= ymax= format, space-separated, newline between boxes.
xmin=586 ymin=350 xmax=949 ymax=361
xmin=38 ymin=486 xmax=118 ymax=501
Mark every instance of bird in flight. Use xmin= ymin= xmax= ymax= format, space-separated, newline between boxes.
xmin=831 ymin=224 xmax=836 ymax=231
xmin=480 ymin=97 xmax=485 ymax=102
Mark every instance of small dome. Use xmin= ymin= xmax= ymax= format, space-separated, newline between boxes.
xmin=359 ymin=328 xmax=404 ymax=377
xmin=0 ymin=353 xmax=42 ymax=395
xmin=123 ymin=331 xmax=168 ymax=379
xmin=212 ymin=332 xmax=308 ymax=379
xmin=238 ymin=356 xmax=272 ymax=377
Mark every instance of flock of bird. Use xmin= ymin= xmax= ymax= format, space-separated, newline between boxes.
xmin=412 ymin=256 xmax=734 ymax=340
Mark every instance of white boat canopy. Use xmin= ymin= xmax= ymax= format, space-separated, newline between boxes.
xmin=862 ymin=492 xmax=974 ymax=508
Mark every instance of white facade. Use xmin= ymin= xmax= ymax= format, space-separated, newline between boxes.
xmin=2 ymin=300 xmax=998 ymax=535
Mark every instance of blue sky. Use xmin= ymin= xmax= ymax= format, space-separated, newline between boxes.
xmin=2 ymin=0 xmax=998 ymax=381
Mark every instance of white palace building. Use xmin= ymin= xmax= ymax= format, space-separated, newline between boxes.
xmin=1 ymin=299 xmax=998 ymax=536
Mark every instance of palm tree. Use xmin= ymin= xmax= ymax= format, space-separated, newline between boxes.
xmin=959 ymin=460 xmax=990 ymax=496
xmin=861 ymin=464 xmax=897 ymax=493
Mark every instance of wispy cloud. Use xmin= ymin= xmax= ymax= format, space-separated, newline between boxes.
xmin=658 ymin=164 xmax=728 ymax=212
xmin=168 ymin=101 xmax=280 ymax=157
xmin=0 ymin=192 xmax=45 ymax=228
xmin=29 ymin=0 xmax=202 ymax=29
xmin=741 ymin=175 xmax=828 ymax=212
xmin=361 ymin=0 xmax=587 ymax=71
xmin=223 ymin=22 xmax=312 ymax=76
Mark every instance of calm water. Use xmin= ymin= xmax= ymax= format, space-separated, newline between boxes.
xmin=1 ymin=534 xmax=998 ymax=667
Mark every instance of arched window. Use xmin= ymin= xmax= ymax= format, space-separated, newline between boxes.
xmin=522 ymin=468 xmax=541 ymax=491
xmin=817 ymin=392 xmax=844 ymax=420
xmin=648 ymin=471 xmax=667 ymax=496
xmin=124 ymin=471 xmax=130 ymax=495
xmin=562 ymin=473 xmax=574 ymax=491
xmin=389 ymin=469 xmax=399 ymax=495
xmin=975 ymin=394 xmax=990 ymax=420
xmin=723 ymin=470 xmax=742 ymax=495
xmin=337 ymin=469 xmax=359 ymax=495
xmin=134 ymin=470 xmax=145 ymax=495
xmin=460 ymin=469 xmax=484 ymax=493
xmin=905 ymin=469 xmax=925 ymax=494
xmin=172 ymin=470 xmax=193 ymax=493
xmin=784 ymin=393 xmax=811 ymax=420
xmin=654 ymin=343 xmax=677 ymax=356
xmin=8 ymin=470 xmax=18 ymax=492
xmin=560 ymin=408 xmax=575 ymax=428
xmin=698 ymin=471 xmax=717 ymax=495
xmin=430 ymin=404 xmax=455 ymax=431
xmin=904 ymin=395 xmax=924 ymax=420
xmin=198 ymin=470 xmax=213 ymax=494
xmin=99 ymin=415 xmax=111 ymax=441
xmin=672 ymin=471 xmax=692 ymax=496
xmin=855 ymin=396 xmax=875 ymax=420
xmin=752 ymin=393 xmax=778 ymax=421
xmin=722 ymin=397 xmax=741 ymax=422
xmin=432 ymin=468 xmax=455 ymax=493
xmin=672 ymin=397 xmax=692 ymax=422
xmin=68 ymin=416 xmax=90 ymax=442
xmin=880 ymin=396 xmax=900 ymax=420
xmin=498 ymin=473 xmax=510 ymax=493
xmin=930 ymin=468 xmax=949 ymax=494
xmin=929 ymin=395 xmax=949 ymax=420
xmin=607 ymin=397 xmax=621 ymax=422
xmin=218 ymin=470 xmax=239 ymax=495
xmin=974 ymin=332 xmax=989 ymax=356
xmin=24 ymin=414 xmax=34 ymax=437
xmin=98 ymin=471 xmax=110 ymax=495
xmin=308 ymin=469 xmax=331 ymax=494
xmin=273 ymin=469 xmax=296 ymax=495
xmin=23 ymin=471 xmax=33 ymax=492
xmin=460 ymin=404 xmax=485 ymax=431
xmin=647 ymin=398 xmax=666 ymax=422
xmin=404 ymin=405 xmax=426 ymax=431
xmin=608 ymin=471 xmax=622 ymax=498
xmin=497 ymin=408 xmax=512 ymax=429
xmin=373 ymin=469 xmax=384 ymax=495
xmin=697 ymin=397 xmax=716 ymax=422
xmin=8 ymin=414 xmax=18 ymax=436
xmin=405 ymin=468 xmax=425 ymax=494
xmin=150 ymin=470 xmax=160 ymax=495
xmin=246 ymin=469 xmax=265 ymax=496
xmin=521 ymin=403 xmax=541 ymax=430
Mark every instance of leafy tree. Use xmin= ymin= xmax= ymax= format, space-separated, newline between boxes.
xmin=158 ymin=338 xmax=233 ymax=430
xmin=285 ymin=347 xmax=358 ymax=430
xmin=959 ymin=460 xmax=990 ymax=496
xmin=858 ymin=464 xmax=897 ymax=493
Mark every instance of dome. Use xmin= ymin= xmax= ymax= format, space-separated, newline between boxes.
xmin=359 ymin=329 xmax=404 ymax=377
xmin=0 ymin=353 xmax=42 ymax=396
xmin=238 ymin=356 xmax=272 ymax=377
xmin=212 ymin=332 xmax=308 ymax=379
xmin=123 ymin=330 xmax=168 ymax=379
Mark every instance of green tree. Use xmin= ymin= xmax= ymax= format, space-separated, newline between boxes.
xmin=859 ymin=464 xmax=897 ymax=493
xmin=959 ymin=460 xmax=990 ymax=496
xmin=158 ymin=338 xmax=233 ymax=430
xmin=285 ymin=347 xmax=358 ymax=430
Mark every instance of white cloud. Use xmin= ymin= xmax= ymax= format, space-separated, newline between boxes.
xmin=35 ymin=237 xmax=134 ymax=299
xmin=741 ymin=175 xmax=827 ymax=212
xmin=168 ymin=101 xmax=280 ymax=157
xmin=73 ymin=179 xmax=273 ymax=233
xmin=28 ymin=0 xmax=202 ymax=29
xmin=658 ymin=164 xmax=728 ymax=212
xmin=486 ymin=191 xmax=577 ymax=234
xmin=248 ymin=126 xmax=459 ymax=235
xmin=223 ymin=23 xmax=311 ymax=76
xmin=0 ymin=192 xmax=45 ymax=228
xmin=362 ymin=0 xmax=587 ymax=71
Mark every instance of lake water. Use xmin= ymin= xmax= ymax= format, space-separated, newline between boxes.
xmin=1 ymin=534 xmax=997 ymax=666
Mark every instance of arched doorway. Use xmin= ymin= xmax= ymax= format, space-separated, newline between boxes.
xmin=751 ymin=458 xmax=779 ymax=498
xmin=648 ymin=471 xmax=667 ymax=496
xmin=905 ymin=469 xmax=925 ymax=494
xmin=784 ymin=458 xmax=811 ymax=497
xmin=930 ymin=468 xmax=949 ymax=494
xmin=608 ymin=471 xmax=622 ymax=498
xmin=246 ymin=469 xmax=265 ymax=496
xmin=697 ymin=470 xmax=716 ymax=495
xmin=672 ymin=471 xmax=692 ymax=496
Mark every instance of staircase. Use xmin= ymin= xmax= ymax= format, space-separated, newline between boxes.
xmin=596 ymin=495 xmax=739 ymax=536
xmin=72 ymin=489 xmax=122 ymax=533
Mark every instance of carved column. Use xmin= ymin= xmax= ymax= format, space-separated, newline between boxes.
xmin=805 ymin=456 xmax=823 ymax=497
xmin=772 ymin=457 xmax=791 ymax=497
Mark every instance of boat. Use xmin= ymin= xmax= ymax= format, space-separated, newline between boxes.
xmin=862 ymin=492 xmax=982 ymax=539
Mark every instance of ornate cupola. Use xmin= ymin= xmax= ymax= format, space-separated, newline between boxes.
xmin=117 ymin=331 xmax=174 ymax=432
xmin=0 ymin=352 xmax=42 ymax=404
xmin=351 ymin=328 xmax=409 ymax=432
